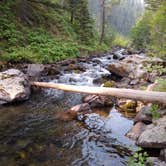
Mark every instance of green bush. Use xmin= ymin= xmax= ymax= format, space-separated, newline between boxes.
xmin=154 ymin=78 xmax=166 ymax=92
xmin=131 ymin=2 xmax=166 ymax=59
xmin=149 ymin=104 xmax=160 ymax=120
xmin=131 ymin=12 xmax=152 ymax=49
xmin=128 ymin=147 xmax=148 ymax=166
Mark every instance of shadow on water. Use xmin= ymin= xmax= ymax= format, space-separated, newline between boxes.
xmin=0 ymin=92 xmax=136 ymax=166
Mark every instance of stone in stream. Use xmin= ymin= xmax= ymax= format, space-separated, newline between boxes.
xmin=54 ymin=103 xmax=92 ymax=121
xmin=146 ymin=157 xmax=166 ymax=166
xmin=117 ymin=99 xmax=137 ymax=113
xmin=107 ymin=54 xmax=162 ymax=81
xmin=134 ymin=106 xmax=153 ymax=124
xmin=107 ymin=62 xmax=129 ymax=77
xmin=42 ymin=64 xmax=61 ymax=76
xmin=134 ymin=107 xmax=166 ymax=125
xmin=27 ymin=64 xmax=45 ymax=81
xmin=83 ymin=95 xmax=115 ymax=108
xmin=77 ymin=113 xmax=105 ymax=132
xmin=0 ymin=69 xmax=31 ymax=105
xmin=137 ymin=116 xmax=166 ymax=149
xmin=160 ymin=149 xmax=166 ymax=162
xmin=126 ymin=122 xmax=146 ymax=140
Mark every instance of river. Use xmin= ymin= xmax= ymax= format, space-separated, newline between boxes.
xmin=0 ymin=50 xmax=137 ymax=166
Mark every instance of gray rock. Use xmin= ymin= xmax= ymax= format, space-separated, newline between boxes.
xmin=107 ymin=62 xmax=129 ymax=77
xmin=0 ymin=69 xmax=30 ymax=105
xmin=108 ymin=54 xmax=163 ymax=80
xmin=134 ymin=106 xmax=152 ymax=124
xmin=83 ymin=95 xmax=114 ymax=108
xmin=160 ymin=149 xmax=166 ymax=161
xmin=126 ymin=122 xmax=146 ymax=140
xmin=158 ymin=109 xmax=166 ymax=117
xmin=27 ymin=64 xmax=44 ymax=80
xmin=137 ymin=116 xmax=166 ymax=148
xmin=130 ymin=78 xmax=139 ymax=85
xmin=146 ymin=157 xmax=166 ymax=166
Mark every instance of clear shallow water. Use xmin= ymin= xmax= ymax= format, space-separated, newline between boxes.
xmin=0 ymin=52 xmax=136 ymax=166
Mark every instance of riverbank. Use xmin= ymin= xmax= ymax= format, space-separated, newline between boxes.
xmin=0 ymin=48 xmax=165 ymax=165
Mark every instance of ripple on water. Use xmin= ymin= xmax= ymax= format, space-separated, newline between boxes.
xmin=70 ymin=108 xmax=136 ymax=166
xmin=0 ymin=51 xmax=137 ymax=165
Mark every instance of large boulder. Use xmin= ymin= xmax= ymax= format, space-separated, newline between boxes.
xmin=0 ymin=69 xmax=31 ymax=104
xmin=137 ymin=116 xmax=166 ymax=148
xmin=107 ymin=54 xmax=162 ymax=80
xmin=107 ymin=62 xmax=129 ymax=77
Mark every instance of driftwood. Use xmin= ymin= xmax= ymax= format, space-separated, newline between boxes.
xmin=31 ymin=82 xmax=166 ymax=104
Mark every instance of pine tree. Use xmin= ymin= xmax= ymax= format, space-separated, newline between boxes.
xmin=66 ymin=0 xmax=94 ymax=44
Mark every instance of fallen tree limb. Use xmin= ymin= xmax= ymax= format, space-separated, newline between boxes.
xmin=31 ymin=82 xmax=166 ymax=104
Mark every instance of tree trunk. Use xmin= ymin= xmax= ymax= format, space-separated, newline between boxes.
xmin=99 ymin=0 xmax=106 ymax=45
xmin=70 ymin=10 xmax=74 ymax=23
xmin=31 ymin=82 xmax=166 ymax=104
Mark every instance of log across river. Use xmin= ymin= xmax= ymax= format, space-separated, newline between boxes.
xmin=31 ymin=82 xmax=166 ymax=104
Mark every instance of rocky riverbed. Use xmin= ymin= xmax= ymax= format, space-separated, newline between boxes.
xmin=0 ymin=48 xmax=166 ymax=165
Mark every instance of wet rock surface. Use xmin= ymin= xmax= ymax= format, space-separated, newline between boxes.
xmin=117 ymin=99 xmax=137 ymax=113
xmin=77 ymin=113 xmax=105 ymax=132
xmin=0 ymin=48 xmax=165 ymax=165
xmin=83 ymin=95 xmax=115 ymax=108
xmin=146 ymin=157 xmax=166 ymax=166
xmin=160 ymin=149 xmax=166 ymax=161
xmin=27 ymin=64 xmax=45 ymax=81
xmin=134 ymin=106 xmax=153 ymax=124
xmin=137 ymin=116 xmax=166 ymax=148
xmin=126 ymin=122 xmax=146 ymax=140
xmin=0 ymin=69 xmax=31 ymax=105
xmin=107 ymin=54 xmax=164 ymax=87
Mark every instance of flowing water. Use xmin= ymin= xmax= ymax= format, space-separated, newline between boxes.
xmin=0 ymin=50 xmax=137 ymax=166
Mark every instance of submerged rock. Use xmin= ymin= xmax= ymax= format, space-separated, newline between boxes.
xmin=137 ymin=116 xmax=166 ymax=148
xmin=78 ymin=113 xmax=105 ymax=132
xmin=69 ymin=103 xmax=91 ymax=114
xmin=0 ymin=69 xmax=31 ymax=105
xmin=55 ymin=103 xmax=92 ymax=121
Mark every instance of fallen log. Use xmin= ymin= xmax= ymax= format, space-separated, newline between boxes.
xmin=31 ymin=82 xmax=166 ymax=104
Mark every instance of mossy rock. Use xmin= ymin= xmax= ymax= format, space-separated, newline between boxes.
xmin=103 ymin=81 xmax=115 ymax=87
xmin=119 ymin=100 xmax=137 ymax=113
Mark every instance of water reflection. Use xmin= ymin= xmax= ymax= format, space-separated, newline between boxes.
xmin=0 ymin=51 xmax=137 ymax=165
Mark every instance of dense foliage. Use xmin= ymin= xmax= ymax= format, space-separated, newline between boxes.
xmin=0 ymin=0 xmax=109 ymax=63
xmin=131 ymin=1 xmax=166 ymax=59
